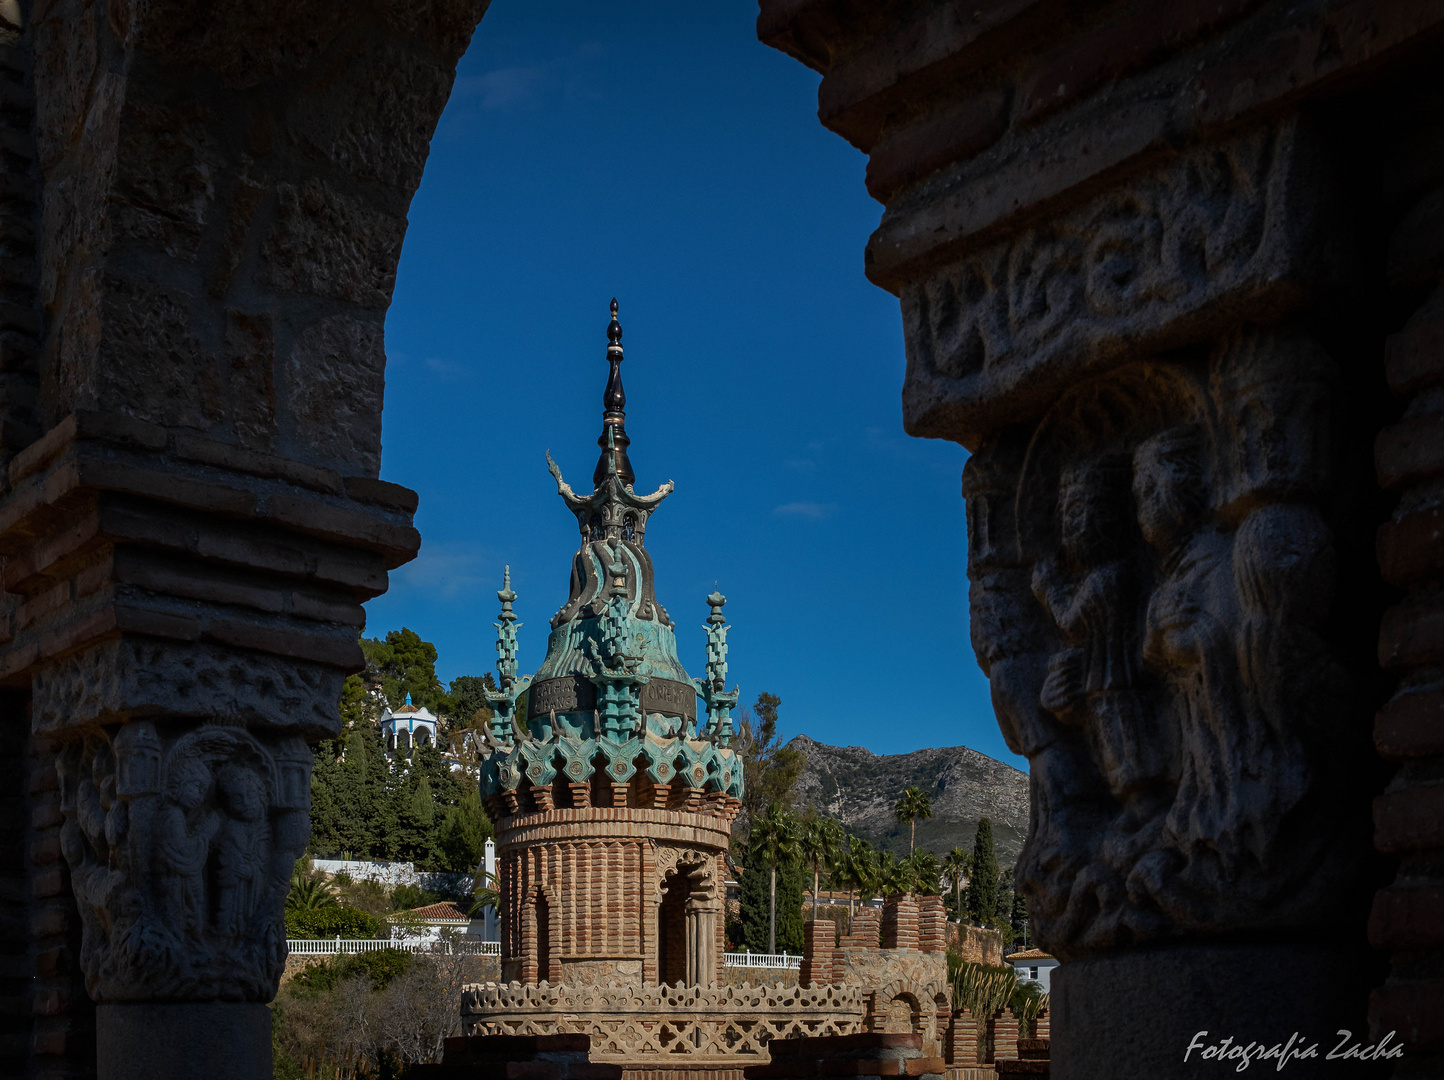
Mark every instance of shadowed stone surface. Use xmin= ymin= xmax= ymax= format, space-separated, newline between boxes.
xmin=758 ymin=0 xmax=1443 ymax=1075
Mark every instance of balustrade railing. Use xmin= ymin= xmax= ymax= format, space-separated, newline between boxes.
xmin=286 ymin=938 xmax=500 ymax=956
xmin=723 ymin=951 xmax=800 ymax=969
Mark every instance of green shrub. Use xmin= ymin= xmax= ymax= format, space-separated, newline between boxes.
xmin=288 ymin=949 xmax=413 ymax=997
xmin=285 ymin=905 xmax=383 ymax=939
xmin=391 ymin=883 xmax=440 ymax=911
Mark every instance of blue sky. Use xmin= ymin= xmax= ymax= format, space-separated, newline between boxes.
xmin=371 ymin=1 xmax=1019 ymax=767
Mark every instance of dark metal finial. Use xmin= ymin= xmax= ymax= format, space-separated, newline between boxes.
xmin=594 ymin=297 xmax=634 ymax=488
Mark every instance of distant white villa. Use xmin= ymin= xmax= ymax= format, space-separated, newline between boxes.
xmin=1007 ymin=947 xmax=1058 ymax=992
xmin=380 ymin=693 xmax=438 ymax=755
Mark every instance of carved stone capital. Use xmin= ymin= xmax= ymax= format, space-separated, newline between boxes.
xmin=56 ymin=720 xmax=311 ymax=1002
xmin=968 ymin=326 xmax=1367 ymax=960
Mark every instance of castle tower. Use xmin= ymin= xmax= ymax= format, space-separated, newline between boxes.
xmin=476 ymin=300 xmax=744 ymax=988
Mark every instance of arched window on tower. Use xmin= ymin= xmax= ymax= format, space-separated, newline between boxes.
xmin=657 ymin=872 xmax=691 ymax=987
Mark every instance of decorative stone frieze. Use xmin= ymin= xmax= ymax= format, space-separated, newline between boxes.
xmin=462 ymin=981 xmax=867 ymax=1064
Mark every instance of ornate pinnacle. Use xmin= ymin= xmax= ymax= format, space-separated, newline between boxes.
xmin=596 ymin=543 xmax=638 ymax=672
xmin=494 ymin=565 xmax=522 ymax=688
xmin=704 ymin=592 xmax=728 ymax=688
xmin=696 ymin=590 xmax=740 ymax=745
xmin=594 ymin=297 xmax=635 ymax=489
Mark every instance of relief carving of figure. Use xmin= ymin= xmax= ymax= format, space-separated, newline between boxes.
xmin=214 ymin=762 xmax=272 ymax=938
xmin=1031 ymin=456 xmax=1167 ymax=799
xmin=55 ymin=721 xmax=305 ymax=1002
xmin=155 ymin=755 xmax=220 ymax=941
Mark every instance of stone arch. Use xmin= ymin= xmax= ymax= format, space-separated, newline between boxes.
xmin=870 ymin=977 xmax=947 ymax=1049
xmin=651 ymin=848 xmax=720 ymax=987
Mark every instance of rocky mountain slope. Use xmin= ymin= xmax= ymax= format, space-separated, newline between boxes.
xmin=788 ymin=734 xmax=1030 ymax=865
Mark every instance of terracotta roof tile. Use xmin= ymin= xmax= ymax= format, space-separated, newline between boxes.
xmin=407 ymin=901 xmax=470 ymax=921
xmin=1005 ymin=948 xmax=1054 ymax=961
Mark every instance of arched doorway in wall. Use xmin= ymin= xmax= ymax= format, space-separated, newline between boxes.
xmin=658 ymin=871 xmax=691 ymax=986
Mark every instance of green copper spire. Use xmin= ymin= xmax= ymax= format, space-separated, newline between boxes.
xmin=477 ymin=299 xmax=743 ymax=811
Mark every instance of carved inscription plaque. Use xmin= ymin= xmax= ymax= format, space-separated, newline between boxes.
xmin=642 ymin=678 xmax=696 ymax=722
xmin=529 ymin=676 xmax=597 ymax=717
xmin=528 ymin=675 xmax=697 ymax=720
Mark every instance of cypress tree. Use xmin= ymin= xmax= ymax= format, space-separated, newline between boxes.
xmin=966 ymin=818 xmax=999 ymax=926
xmin=740 ymin=834 xmax=772 ymax=953
xmin=740 ymin=830 xmax=806 ymax=954
xmin=1010 ymin=889 xmax=1030 ymax=946
xmin=775 ymin=857 xmax=805 ymax=954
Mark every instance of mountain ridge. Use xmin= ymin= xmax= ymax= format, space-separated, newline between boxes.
xmin=787 ymin=733 xmax=1030 ymax=864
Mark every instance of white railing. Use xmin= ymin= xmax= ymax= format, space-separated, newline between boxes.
xmin=287 ymin=938 xmax=501 ymax=956
xmin=723 ymin=951 xmax=800 ymax=970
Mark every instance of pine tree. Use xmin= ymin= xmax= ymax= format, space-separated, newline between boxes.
xmin=437 ymin=791 xmax=494 ymax=874
xmin=1010 ymin=889 xmax=1029 ymax=946
xmin=966 ymin=818 xmax=999 ymax=926
xmin=363 ymin=628 xmax=445 ymax=709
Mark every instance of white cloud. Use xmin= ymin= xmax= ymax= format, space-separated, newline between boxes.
xmin=784 ymin=458 xmax=817 ymax=473
xmin=456 ymin=65 xmax=547 ymax=110
xmin=773 ymin=502 xmax=836 ymax=520
xmin=394 ymin=541 xmax=499 ymax=601
xmin=424 ymin=356 xmax=469 ymax=380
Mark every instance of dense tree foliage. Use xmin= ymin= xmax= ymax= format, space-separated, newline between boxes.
xmin=365 ymin=628 xmax=446 ymax=710
xmin=285 ymin=905 xmax=383 ymax=939
xmin=447 ymin=673 xmax=497 ymax=731
xmin=308 ymin=726 xmax=490 ymax=871
xmin=734 ymin=692 xmax=804 ymax=854
xmin=740 ymin=825 xmax=804 ymax=954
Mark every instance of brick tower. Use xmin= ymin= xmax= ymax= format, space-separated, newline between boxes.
xmin=476 ymin=300 xmax=744 ymax=988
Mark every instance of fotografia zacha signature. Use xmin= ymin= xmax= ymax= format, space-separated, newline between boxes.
xmin=1185 ymin=1030 xmax=1404 ymax=1071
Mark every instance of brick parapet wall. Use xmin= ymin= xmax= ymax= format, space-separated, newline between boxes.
xmin=801 ymin=920 xmax=835 ymax=986
xmin=842 ymin=908 xmax=880 ymax=949
xmin=880 ymin=898 xmax=919 ymax=951
xmin=916 ymin=898 xmax=945 ymax=954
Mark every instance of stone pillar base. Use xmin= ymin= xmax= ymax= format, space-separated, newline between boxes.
xmin=1052 ymin=943 xmax=1386 ymax=1080
xmin=97 ymin=1003 xmax=272 ymax=1080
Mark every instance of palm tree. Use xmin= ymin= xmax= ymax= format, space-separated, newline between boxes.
xmin=799 ymin=817 xmax=844 ymax=918
xmin=909 ymin=850 xmax=941 ymax=896
xmin=286 ymin=873 xmax=338 ymax=913
xmin=894 ymin=786 xmax=934 ymax=855
xmin=877 ymin=851 xmax=915 ymax=898
xmin=835 ymin=835 xmax=872 ymax=921
xmin=942 ymin=846 xmax=970 ymax=917
xmin=468 ymin=868 xmax=501 ymax=919
xmin=752 ymin=802 xmax=799 ymax=954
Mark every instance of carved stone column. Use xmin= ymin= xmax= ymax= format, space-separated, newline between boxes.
xmin=756 ymin=2 xmax=1443 ymax=1074
xmin=0 ymin=0 xmax=487 ymax=1076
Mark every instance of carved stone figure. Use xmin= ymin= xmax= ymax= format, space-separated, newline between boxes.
xmin=55 ymin=721 xmax=309 ymax=1002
